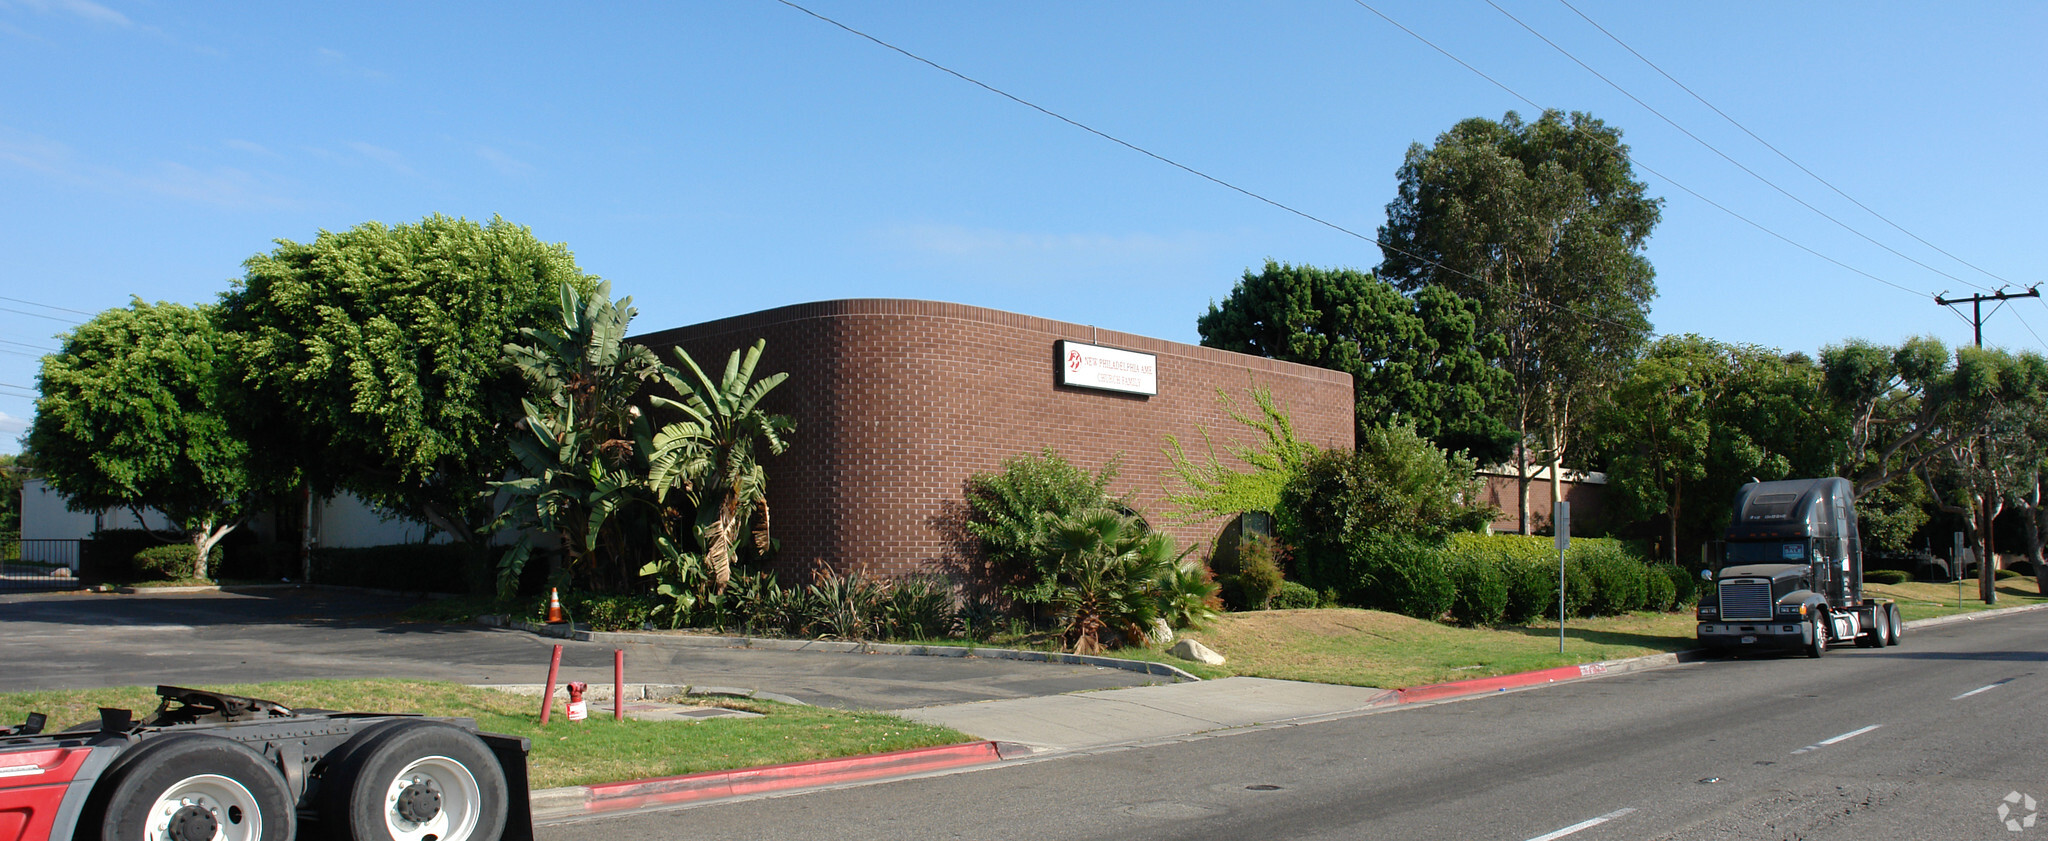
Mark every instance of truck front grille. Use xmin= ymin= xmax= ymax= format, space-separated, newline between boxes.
xmin=1719 ymin=580 xmax=1774 ymax=621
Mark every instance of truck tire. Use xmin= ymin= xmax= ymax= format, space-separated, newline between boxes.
xmin=318 ymin=721 xmax=508 ymax=841
xmin=1805 ymin=614 xmax=1827 ymax=658
xmin=1857 ymin=612 xmax=1883 ymax=648
xmin=1886 ymin=603 xmax=1903 ymax=646
xmin=80 ymin=733 xmax=294 ymax=841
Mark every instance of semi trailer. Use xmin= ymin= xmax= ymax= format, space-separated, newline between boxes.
xmin=1695 ymin=477 xmax=1904 ymax=656
xmin=0 ymin=685 xmax=531 ymax=841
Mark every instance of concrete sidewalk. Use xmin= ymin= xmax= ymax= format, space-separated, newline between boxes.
xmin=891 ymin=677 xmax=1398 ymax=754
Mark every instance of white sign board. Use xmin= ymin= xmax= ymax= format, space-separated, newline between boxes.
xmin=1058 ymin=341 xmax=1157 ymax=396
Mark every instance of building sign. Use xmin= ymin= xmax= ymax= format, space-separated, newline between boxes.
xmin=1058 ymin=340 xmax=1157 ymax=396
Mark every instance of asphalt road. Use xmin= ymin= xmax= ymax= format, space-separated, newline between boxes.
xmin=552 ymin=610 xmax=2048 ymax=841
xmin=0 ymin=588 xmax=1166 ymax=709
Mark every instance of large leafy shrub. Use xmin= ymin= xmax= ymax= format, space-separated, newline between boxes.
xmin=1575 ymin=542 xmax=1649 ymax=616
xmin=1041 ymin=509 xmax=1179 ymax=654
xmin=1215 ymin=534 xmax=1285 ymax=610
xmin=1338 ymin=534 xmax=1455 ymax=621
xmin=1446 ymin=553 xmax=1509 ymax=625
xmin=963 ymin=450 xmax=1119 ymax=607
xmin=1277 ymin=425 xmax=1495 ymax=594
xmin=133 ymin=543 xmax=222 ymax=581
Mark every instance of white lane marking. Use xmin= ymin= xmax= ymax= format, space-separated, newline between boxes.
xmin=1952 ymin=678 xmax=2014 ymax=700
xmin=1792 ymin=724 xmax=1883 ymax=754
xmin=1523 ymin=808 xmax=1637 ymax=841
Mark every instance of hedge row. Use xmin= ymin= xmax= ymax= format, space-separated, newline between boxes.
xmin=1289 ymin=532 xmax=1697 ymax=625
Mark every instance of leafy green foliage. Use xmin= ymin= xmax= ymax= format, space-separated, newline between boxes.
xmin=1161 ymin=386 xmax=1319 ymax=525
xmin=220 ymin=215 xmax=597 ymax=543
xmin=1155 ymin=560 xmax=1223 ymax=630
xmin=493 ymin=281 xmax=664 ymax=594
xmin=1042 ymin=509 xmax=1180 ymax=654
xmin=1379 ymin=110 xmax=1662 ymax=521
xmin=647 ymin=339 xmax=795 ymax=593
xmin=1268 ymin=581 xmax=1322 ymax=610
xmin=1446 ymin=553 xmax=1509 ymax=626
xmin=963 ymin=450 xmax=1120 ymax=607
xmin=29 ymin=300 xmax=263 ymax=578
xmin=1198 ymin=261 xmax=1513 ymax=461
xmin=1334 ymin=534 xmax=1455 ymax=621
xmin=1589 ymin=335 xmax=1842 ymax=562
xmin=1275 ymin=426 xmax=1494 ymax=581
xmin=1574 ymin=542 xmax=1649 ymax=617
xmin=1217 ymin=535 xmax=1285 ymax=610
xmin=0 ymin=454 xmax=24 ymax=539
xmin=132 ymin=543 xmax=222 ymax=581
xmin=1864 ymin=569 xmax=1913 ymax=585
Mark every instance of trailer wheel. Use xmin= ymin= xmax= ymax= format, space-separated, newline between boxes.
xmin=319 ymin=721 xmax=507 ymax=841
xmin=1805 ymin=613 xmax=1827 ymax=658
xmin=1885 ymin=603 xmax=1903 ymax=646
xmin=82 ymin=734 xmax=293 ymax=841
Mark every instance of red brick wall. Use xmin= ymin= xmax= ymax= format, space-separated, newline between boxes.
xmin=1481 ymin=471 xmax=1609 ymax=535
xmin=633 ymin=299 xmax=1354 ymax=582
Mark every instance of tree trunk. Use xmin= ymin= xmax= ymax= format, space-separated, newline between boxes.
xmin=1668 ymin=480 xmax=1682 ymax=565
xmin=1981 ymin=495 xmax=2001 ymax=605
xmin=188 ymin=518 xmax=239 ymax=582
xmin=1516 ymin=440 xmax=1533 ymax=536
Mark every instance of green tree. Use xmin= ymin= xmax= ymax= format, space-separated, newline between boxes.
xmin=647 ymin=339 xmax=795 ymax=593
xmin=493 ymin=281 xmax=664 ymax=594
xmin=218 ymin=215 xmax=597 ymax=546
xmin=1908 ymin=347 xmax=2048 ymax=603
xmin=1197 ymin=260 xmax=1513 ymax=461
xmin=1378 ymin=110 xmax=1663 ymax=533
xmin=1591 ymin=335 xmax=1841 ymax=562
xmin=0 ymin=453 xmax=24 ymax=540
xmin=27 ymin=301 xmax=264 ymax=578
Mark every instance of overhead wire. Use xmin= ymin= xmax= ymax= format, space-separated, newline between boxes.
xmin=1555 ymin=0 xmax=2015 ymax=289
xmin=773 ymin=0 xmax=1649 ymax=337
xmin=1483 ymin=0 xmax=1992 ymax=294
xmin=1349 ymin=0 xmax=1935 ymax=300
xmin=0 ymin=295 xmax=96 ymax=317
xmin=0 ymin=306 xmax=83 ymax=325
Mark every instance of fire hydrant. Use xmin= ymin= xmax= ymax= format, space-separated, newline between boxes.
xmin=566 ymin=681 xmax=589 ymax=722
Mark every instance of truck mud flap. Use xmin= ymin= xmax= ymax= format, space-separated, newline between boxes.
xmin=478 ymin=732 xmax=533 ymax=841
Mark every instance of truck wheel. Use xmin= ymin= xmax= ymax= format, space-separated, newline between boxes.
xmin=319 ymin=721 xmax=507 ymax=841
xmin=1856 ymin=613 xmax=1883 ymax=648
xmin=1805 ymin=614 xmax=1827 ymax=658
xmin=83 ymin=734 xmax=294 ymax=841
xmin=1886 ymin=603 xmax=1903 ymax=646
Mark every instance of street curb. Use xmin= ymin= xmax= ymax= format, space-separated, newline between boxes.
xmin=1899 ymin=600 xmax=2048 ymax=630
xmin=531 ymin=740 xmax=1004 ymax=819
xmin=1391 ymin=648 xmax=1717 ymax=705
xmin=477 ymin=682 xmax=810 ymax=707
xmin=478 ymin=616 xmax=1205 ymax=683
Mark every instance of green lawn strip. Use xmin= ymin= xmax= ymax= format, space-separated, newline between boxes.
xmin=1865 ymin=577 xmax=2045 ymax=621
xmin=0 ymin=679 xmax=974 ymax=790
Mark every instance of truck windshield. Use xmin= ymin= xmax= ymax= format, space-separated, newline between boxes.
xmin=1726 ymin=540 xmax=1811 ymax=565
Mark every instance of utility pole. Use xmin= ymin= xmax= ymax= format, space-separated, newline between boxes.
xmin=1933 ymin=285 xmax=2041 ymax=604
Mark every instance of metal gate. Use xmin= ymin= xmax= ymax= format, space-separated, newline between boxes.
xmin=1 ymin=539 xmax=84 ymax=591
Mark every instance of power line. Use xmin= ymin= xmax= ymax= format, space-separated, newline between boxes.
xmin=0 ymin=339 xmax=59 ymax=353
xmin=0 ymin=295 xmax=97 ymax=317
xmin=1555 ymin=0 xmax=2014 ymax=289
xmin=0 ymin=306 xmax=83 ymax=325
xmin=773 ymin=0 xmax=1647 ymax=336
xmin=1484 ymin=0 xmax=1992 ymax=294
xmin=1349 ymin=0 xmax=1935 ymax=300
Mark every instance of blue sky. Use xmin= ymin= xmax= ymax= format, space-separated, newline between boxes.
xmin=2 ymin=1 xmax=2042 ymax=453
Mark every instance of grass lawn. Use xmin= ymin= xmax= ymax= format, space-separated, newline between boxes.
xmin=0 ymin=679 xmax=975 ymax=790
xmin=1174 ymin=575 xmax=2046 ymax=690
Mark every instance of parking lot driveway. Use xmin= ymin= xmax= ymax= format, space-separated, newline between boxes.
xmin=0 ymin=588 xmax=1166 ymax=709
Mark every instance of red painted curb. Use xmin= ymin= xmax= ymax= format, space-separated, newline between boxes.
xmin=579 ymin=740 xmax=1003 ymax=813
xmin=1395 ymin=661 xmax=1615 ymax=705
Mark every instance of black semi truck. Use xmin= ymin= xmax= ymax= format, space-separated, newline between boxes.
xmin=1696 ymin=477 xmax=1904 ymax=656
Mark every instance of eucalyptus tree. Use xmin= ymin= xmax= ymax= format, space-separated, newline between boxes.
xmin=28 ymin=300 xmax=268 ymax=578
xmin=1378 ymin=110 xmax=1662 ymax=532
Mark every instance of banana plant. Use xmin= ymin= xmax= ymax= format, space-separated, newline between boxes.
xmin=647 ymin=339 xmax=794 ymax=593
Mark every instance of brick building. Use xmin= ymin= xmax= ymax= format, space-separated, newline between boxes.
xmin=634 ymin=299 xmax=1354 ymax=581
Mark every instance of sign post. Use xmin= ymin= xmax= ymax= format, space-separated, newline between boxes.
xmin=1555 ymin=500 xmax=1571 ymax=655
xmin=1954 ymin=531 xmax=1967 ymax=607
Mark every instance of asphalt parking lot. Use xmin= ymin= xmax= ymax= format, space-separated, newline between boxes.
xmin=0 ymin=588 xmax=1166 ymax=709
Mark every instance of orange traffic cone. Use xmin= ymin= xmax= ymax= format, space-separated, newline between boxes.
xmin=545 ymin=588 xmax=567 ymax=624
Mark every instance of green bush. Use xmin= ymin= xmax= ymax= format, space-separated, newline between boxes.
xmin=1341 ymin=534 xmax=1454 ymax=621
xmin=963 ymin=449 xmax=1120 ymax=607
xmin=1446 ymin=554 xmax=1509 ymax=626
xmin=1276 ymin=432 xmax=1495 ymax=582
xmin=1220 ymin=536 xmax=1285 ymax=610
xmin=882 ymin=576 xmax=959 ymax=640
xmin=1661 ymin=563 xmax=1700 ymax=607
xmin=1574 ymin=543 xmax=1648 ymax=617
xmin=132 ymin=544 xmax=219 ymax=581
xmin=1643 ymin=564 xmax=1677 ymax=613
xmin=1446 ymin=533 xmax=1557 ymax=624
xmin=1269 ymin=580 xmax=1322 ymax=610
xmin=570 ymin=593 xmax=661 ymax=631
xmin=1995 ymin=567 xmax=2024 ymax=581
xmin=1864 ymin=569 xmax=1912 ymax=585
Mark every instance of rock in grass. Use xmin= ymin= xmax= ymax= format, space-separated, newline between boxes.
xmin=1170 ymin=638 xmax=1225 ymax=666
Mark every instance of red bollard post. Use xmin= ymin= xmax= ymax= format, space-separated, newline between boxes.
xmin=540 ymin=644 xmax=563 ymax=725
xmin=613 ymin=649 xmax=624 ymax=722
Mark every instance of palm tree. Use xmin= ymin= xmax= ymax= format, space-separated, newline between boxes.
xmin=1043 ymin=509 xmax=1178 ymax=654
xmin=648 ymin=339 xmax=794 ymax=592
